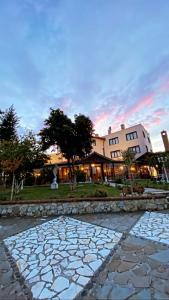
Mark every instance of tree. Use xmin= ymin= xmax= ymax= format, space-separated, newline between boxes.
xmin=0 ymin=105 xmax=19 ymax=142
xmin=143 ymin=151 xmax=169 ymax=181
xmin=39 ymin=108 xmax=94 ymax=184
xmin=121 ymin=149 xmax=136 ymax=194
xmin=0 ymin=133 xmax=48 ymax=200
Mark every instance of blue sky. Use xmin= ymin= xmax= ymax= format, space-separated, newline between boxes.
xmin=0 ymin=0 xmax=169 ymax=151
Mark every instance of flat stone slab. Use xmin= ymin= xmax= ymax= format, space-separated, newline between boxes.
xmin=130 ymin=212 xmax=169 ymax=245
xmin=149 ymin=249 xmax=169 ymax=263
xmin=3 ymin=216 xmax=122 ymax=300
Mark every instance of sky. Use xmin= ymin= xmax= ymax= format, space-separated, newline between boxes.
xmin=0 ymin=0 xmax=169 ymax=152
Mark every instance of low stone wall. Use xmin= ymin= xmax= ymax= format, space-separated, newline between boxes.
xmin=0 ymin=195 xmax=169 ymax=217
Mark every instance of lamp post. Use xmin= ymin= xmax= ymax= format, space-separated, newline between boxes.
xmin=157 ymin=156 xmax=169 ymax=183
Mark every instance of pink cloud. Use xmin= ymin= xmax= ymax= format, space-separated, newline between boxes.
xmin=143 ymin=108 xmax=168 ymax=129
xmin=94 ymin=111 xmax=111 ymax=128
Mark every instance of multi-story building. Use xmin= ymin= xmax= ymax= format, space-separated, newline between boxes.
xmin=93 ymin=123 xmax=153 ymax=159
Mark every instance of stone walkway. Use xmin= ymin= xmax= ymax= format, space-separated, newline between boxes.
xmin=0 ymin=211 xmax=169 ymax=300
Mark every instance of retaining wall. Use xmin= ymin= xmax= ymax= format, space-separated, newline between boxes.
xmin=0 ymin=195 xmax=169 ymax=217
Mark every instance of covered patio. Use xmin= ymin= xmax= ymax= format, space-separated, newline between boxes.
xmin=57 ymin=152 xmax=124 ymax=183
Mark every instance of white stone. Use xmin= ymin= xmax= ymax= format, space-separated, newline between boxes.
xmin=67 ymin=260 xmax=84 ymax=269
xmin=69 ymin=256 xmax=81 ymax=262
xmin=77 ymin=265 xmax=93 ymax=277
xmin=31 ymin=282 xmax=45 ymax=299
xmin=39 ymin=287 xmax=56 ymax=299
xmin=58 ymin=282 xmax=82 ymax=300
xmin=83 ymin=254 xmax=97 ymax=263
xmin=26 ymin=268 xmax=39 ymax=280
xmin=35 ymin=245 xmax=43 ymax=254
xmin=79 ymin=239 xmax=90 ymax=245
xmin=41 ymin=265 xmax=52 ymax=274
xmin=130 ymin=212 xmax=169 ymax=245
xmin=51 ymin=276 xmax=69 ymax=293
xmin=89 ymin=259 xmax=102 ymax=272
xmin=77 ymin=275 xmax=90 ymax=286
xmin=22 ymin=248 xmax=31 ymax=255
xmin=60 ymin=258 xmax=68 ymax=268
xmin=4 ymin=216 xmax=122 ymax=300
xmin=41 ymin=270 xmax=53 ymax=282
xmin=29 ymin=275 xmax=40 ymax=284
xmin=99 ymin=249 xmax=110 ymax=257
xmin=104 ymin=242 xmax=116 ymax=249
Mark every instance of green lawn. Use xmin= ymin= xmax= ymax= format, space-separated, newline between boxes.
xmin=0 ymin=183 xmax=120 ymax=201
xmin=131 ymin=179 xmax=169 ymax=190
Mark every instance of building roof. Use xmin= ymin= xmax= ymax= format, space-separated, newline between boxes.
xmin=80 ymin=151 xmax=122 ymax=164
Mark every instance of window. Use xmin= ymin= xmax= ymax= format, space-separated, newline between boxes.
xmin=109 ymin=137 xmax=119 ymax=145
xmin=128 ymin=145 xmax=141 ymax=153
xmin=92 ymin=139 xmax=96 ymax=146
xmin=143 ymin=131 xmax=145 ymax=138
xmin=148 ymin=137 xmax=151 ymax=143
xmin=126 ymin=131 xmax=138 ymax=141
xmin=111 ymin=150 xmax=121 ymax=158
xmin=145 ymin=145 xmax=148 ymax=152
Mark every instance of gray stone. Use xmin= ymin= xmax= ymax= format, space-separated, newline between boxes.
xmin=128 ymin=289 xmax=151 ymax=300
xmin=118 ymin=261 xmax=137 ymax=273
xmin=149 ymin=250 xmax=169 ymax=263
xmin=114 ymin=271 xmax=132 ymax=285
xmin=130 ymin=275 xmax=151 ymax=288
xmin=109 ymin=285 xmax=135 ymax=300
xmin=95 ymin=284 xmax=113 ymax=299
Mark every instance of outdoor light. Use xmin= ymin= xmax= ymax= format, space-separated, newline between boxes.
xmin=91 ymin=164 xmax=95 ymax=167
xmin=157 ymin=156 xmax=169 ymax=182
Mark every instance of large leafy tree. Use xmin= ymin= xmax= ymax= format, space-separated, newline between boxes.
xmin=39 ymin=108 xmax=94 ymax=181
xmin=0 ymin=105 xmax=19 ymax=142
xmin=0 ymin=133 xmax=48 ymax=200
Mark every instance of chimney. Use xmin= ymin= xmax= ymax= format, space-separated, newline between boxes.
xmin=161 ymin=130 xmax=169 ymax=151
xmin=121 ymin=124 xmax=125 ymax=130
xmin=108 ymin=126 xmax=111 ymax=134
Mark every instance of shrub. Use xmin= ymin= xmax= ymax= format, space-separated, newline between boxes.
xmin=114 ymin=178 xmax=123 ymax=184
xmin=133 ymin=183 xmax=144 ymax=194
xmin=75 ymin=170 xmax=86 ymax=183
xmin=91 ymin=189 xmax=108 ymax=197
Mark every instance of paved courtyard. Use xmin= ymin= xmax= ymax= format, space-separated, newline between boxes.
xmin=0 ymin=211 xmax=169 ymax=300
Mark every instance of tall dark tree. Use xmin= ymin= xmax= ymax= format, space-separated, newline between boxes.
xmin=39 ymin=108 xmax=94 ymax=182
xmin=0 ymin=105 xmax=19 ymax=142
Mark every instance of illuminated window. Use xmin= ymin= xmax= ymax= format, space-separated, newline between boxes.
xmin=111 ymin=150 xmax=121 ymax=158
xmin=128 ymin=145 xmax=140 ymax=153
xmin=109 ymin=137 xmax=119 ymax=145
xmin=126 ymin=131 xmax=138 ymax=141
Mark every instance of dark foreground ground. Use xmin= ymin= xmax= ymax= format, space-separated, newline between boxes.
xmin=0 ymin=211 xmax=169 ymax=300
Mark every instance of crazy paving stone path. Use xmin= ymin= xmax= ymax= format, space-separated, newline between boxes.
xmin=130 ymin=211 xmax=169 ymax=245
xmin=3 ymin=216 xmax=122 ymax=300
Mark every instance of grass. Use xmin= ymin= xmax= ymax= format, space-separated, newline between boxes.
xmin=128 ymin=179 xmax=169 ymax=190
xmin=0 ymin=183 xmax=120 ymax=201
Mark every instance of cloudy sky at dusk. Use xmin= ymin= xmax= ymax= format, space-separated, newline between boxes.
xmin=0 ymin=0 xmax=169 ymax=151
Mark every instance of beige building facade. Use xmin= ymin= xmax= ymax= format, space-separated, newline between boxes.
xmin=92 ymin=123 xmax=153 ymax=159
